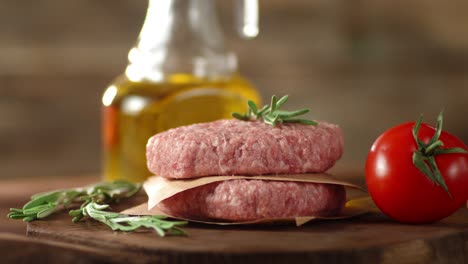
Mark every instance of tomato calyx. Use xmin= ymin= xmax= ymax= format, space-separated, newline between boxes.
xmin=412 ymin=111 xmax=467 ymax=198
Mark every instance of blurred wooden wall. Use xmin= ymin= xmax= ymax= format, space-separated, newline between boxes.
xmin=1 ymin=0 xmax=467 ymax=178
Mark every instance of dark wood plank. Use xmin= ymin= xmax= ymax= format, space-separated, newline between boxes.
xmin=2 ymin=175 xmax=468 ymax=263
xmin=27 ymin=199 xmax=468 ymax=264
xmin=0 ymin=233 xmax=146 ymax=264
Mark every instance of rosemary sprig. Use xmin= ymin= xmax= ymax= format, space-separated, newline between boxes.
xmin=232 ymin=95 xmax=317 ymax=126
xmin=70 ymin=202 xmax=187 ymax=237
xmin=8 ymin=181 xmax=140 ymax=221
xmin=8 ymin=181 xmax=187 ymax=236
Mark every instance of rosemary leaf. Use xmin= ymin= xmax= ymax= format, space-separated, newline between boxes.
xmin=232 ymin=95 xmax=317 ymax=126
xmin=247 ymin=100 xmax=258 ymax=115
xmin=8 ymin=180 xmax=187 ymax=237
xmin=80 ymin=202 xmax=188 ymax=236
xmin=285 ymin=119 xmax=318 ymax=126
xmin=275 ymin=95 xmax=289 ymax=108
xmin=257 ymin=105 xmax=269 ymax=116
xmin=232 ymin=112 xmax=249 ymax=121
xmin=275 ymin=109 xmax=310 ymax=118
xmin=270 ymin=95 xmax=278 ymax=113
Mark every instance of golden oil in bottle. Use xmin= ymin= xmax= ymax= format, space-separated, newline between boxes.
xmin=102 ymin=0 xmax=262 ymax=181
xmin=102 ymin=74 xmax=261 ymax=182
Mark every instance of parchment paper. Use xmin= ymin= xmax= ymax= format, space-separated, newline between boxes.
xmin=122 ymin=174 xmax=372 ymax=226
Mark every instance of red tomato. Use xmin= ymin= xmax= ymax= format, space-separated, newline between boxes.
xmin=365 ymin=121 xmax=468 ymax=223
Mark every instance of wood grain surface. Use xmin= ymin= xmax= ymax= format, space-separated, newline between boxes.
xmin=2 ymin=175 xmax=467 ymax=264
xmin=26 ymin=205 xmax=468 ymax=264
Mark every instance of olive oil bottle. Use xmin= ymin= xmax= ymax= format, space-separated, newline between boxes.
xmin=102 ymin=0 xmax=261 ymax=182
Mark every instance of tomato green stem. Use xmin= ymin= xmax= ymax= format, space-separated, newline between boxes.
xmin=412 ymin=111 xmax=467 ymax=199
xmin=425 ymin=140 xmax=444 ymax=155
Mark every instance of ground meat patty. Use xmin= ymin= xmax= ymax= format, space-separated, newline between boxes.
xmin=147 ymin=119 xmax=344 ymax=179
xmin=157 ymin=179 xmax=346 ymax=221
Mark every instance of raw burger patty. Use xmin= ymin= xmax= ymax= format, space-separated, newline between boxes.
xmin=158 ymin=179 xmax=346 ymax=221
xmin=147 ymin=119 xmax=344 ymax=179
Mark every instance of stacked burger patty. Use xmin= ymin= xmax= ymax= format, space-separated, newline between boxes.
xmin=146 ymin=119 xmax=345 ymax=221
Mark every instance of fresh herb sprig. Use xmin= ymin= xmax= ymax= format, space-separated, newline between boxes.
xmin=70 ymin=202 xmax=187 ymax=236
xmin=8 ymin=181 xmax=187 ymax=237
xmin=232 ymin=95 xmax=317 ymax=126
xmin=8 ymin=181 xmax=140 ymax=221
xmin=412 ymin=111 xmax=468 ymax=198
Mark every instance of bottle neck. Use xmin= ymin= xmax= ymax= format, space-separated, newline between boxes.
xmin=125 ymin=0 xmax=237 ymax=83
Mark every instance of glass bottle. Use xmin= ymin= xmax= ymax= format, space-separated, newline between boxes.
xmin=102 ymin=0 xmax=261 ymax=182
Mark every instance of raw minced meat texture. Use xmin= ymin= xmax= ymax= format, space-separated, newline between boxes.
xmin=147 ymin=119 xmax=344 ymax=179
xmin=157 ymin=179 xmax=346 ymax=221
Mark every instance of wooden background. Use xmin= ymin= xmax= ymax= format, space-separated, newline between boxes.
xmin=1 ymin=0 xmax=467 ymax=179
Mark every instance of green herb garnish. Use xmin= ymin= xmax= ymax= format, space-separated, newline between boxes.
xmin=232 ymin=95 xmax=317 ymax=126
xmin=70 ymin=202 xmax=187 ymax=236
xmin=8 ymin=181 xmax=187 ymax=236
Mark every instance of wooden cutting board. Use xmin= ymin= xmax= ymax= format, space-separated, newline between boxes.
xmin=27 ymin=193 xmax=468 ymax=264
